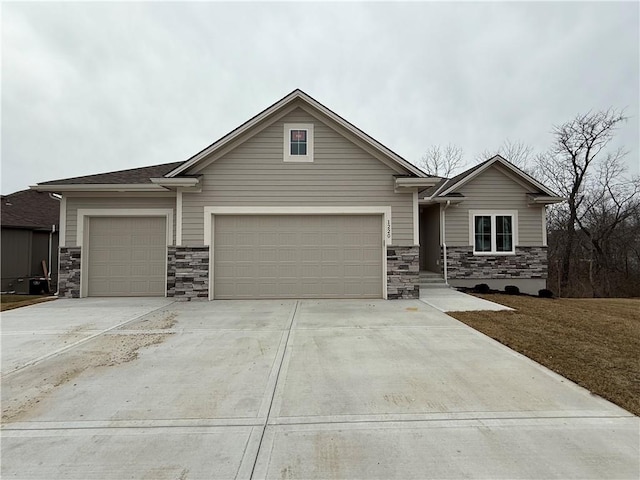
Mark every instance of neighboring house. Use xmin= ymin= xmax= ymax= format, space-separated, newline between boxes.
xmin=33 ymin=90 xmax=562 ymax=300
xmin=1 ymin=189 xmax=60 ymax=294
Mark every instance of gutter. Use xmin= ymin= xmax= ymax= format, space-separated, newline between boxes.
xmin=527 ymin=194 xmax=565 ymax=205
xmin=31 ymin=184 xmax=170 ymax=193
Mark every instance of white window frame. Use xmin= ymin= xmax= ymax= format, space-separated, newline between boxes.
xmin=283 ymin=123 xmax=314 ymax=162
xmin=468 ymin=210 xmax=518 ymax=255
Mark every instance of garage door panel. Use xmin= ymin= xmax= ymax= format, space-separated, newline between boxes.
xmin=362 ymin=264 xmax=382 ymax=276
xmin=344 ymin=264 xmax=363 ymax=276
xmin=301 ymin=233 xmax=320 ymax=246
xmin=214 ymin=215 xmax=382 ymax=299
xmin=88 ymin=217 xmax=166 ymax=297
xmin=301 ymin=264 xmax=321 ymax=276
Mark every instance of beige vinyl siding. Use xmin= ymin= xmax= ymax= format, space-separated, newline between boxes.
xmin=445 ymin=165 xmax=544 ymax=247
xmin=64 ymin=196 xmax=176 ymax=247
xmin=182 ymin=108 xmax=414 ymax=246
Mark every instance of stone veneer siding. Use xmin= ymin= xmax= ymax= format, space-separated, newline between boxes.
xmin=387 ymin=245 xmax=420 ymax=299
xmin=58 ymin=247 xmax=82 ymax=298
xmin=167 ymin=246 xmax=210 ymax=301
xmin=446 ymin=246 xmax=547 ymax=279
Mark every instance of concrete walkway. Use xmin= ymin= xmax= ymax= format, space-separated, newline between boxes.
xmin=1 ymin=298 xmax=638 ymax=479
xmin=420 ymin=286 xmax=513 ymax=312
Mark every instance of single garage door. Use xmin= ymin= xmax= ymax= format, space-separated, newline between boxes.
xmin=213 ymin=215 xmax=383 ymax=299
xmin=87 ymin=217 xmax=166 ymax=296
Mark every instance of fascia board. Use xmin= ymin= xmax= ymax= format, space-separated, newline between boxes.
xmin=439 ymin=160 xmax=496 ymax=196
xmin=395 ymin=177 xmax=439 ymax=188
xmin=150 ymin=177 xmax=200 ymax=187
xmin=166 ymin=91 xmax=302 ymax=177
xmin=187 ymin=104 xmax=298 ymax=175
xmin=432 ymin=196 xmax=465 ymax=204
xmin=494 ymin=159 xmax=561 ymax=197
xmin=527 ymin=195 xmax=565 ymax=205
xmin=31 ymin=184 xmax=169 ymax=193
xmin=167 ymin=89 xmax=430 ymax=179
xmin=296 ymin=100 xmax=428 ymax=178
xmin=439 ymin=156 xmax=560 ymax=198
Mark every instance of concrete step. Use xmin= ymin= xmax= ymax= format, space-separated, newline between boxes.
xmin=419 ymin=272 xmax=446 ymax=288
xmin=420 ymin=277 xmax=447 ymax=284
xmin=419 ymin=271 xmax=443 ymax=277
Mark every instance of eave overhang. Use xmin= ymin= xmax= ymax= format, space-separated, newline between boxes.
xmin=527 ymin=194 xmax=565 ymax=205
xmin=31 ymin=184 xmax=170 ymax=193
xmin=419 ymin=194 xmax=466 ymax=205
xmin=394 ymin=177 xmax=440 ymax=191
xmin=150 ymin=177 xmax=201 ymax=191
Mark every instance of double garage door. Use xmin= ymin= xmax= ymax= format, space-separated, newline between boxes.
xmin=87 ymin=217 xmax=166 ymax=297
xmin=213 ymin=215 xmax=383 ymax=299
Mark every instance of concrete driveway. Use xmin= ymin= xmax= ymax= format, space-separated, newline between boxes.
xmin=2 ymin=298 xmax=638 ymax=479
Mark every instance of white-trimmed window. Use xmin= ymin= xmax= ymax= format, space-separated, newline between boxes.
xmin=470 ymin=211 xmax=517 ymax=254
xmin=284 ymin=123 xmax=314 ymax=162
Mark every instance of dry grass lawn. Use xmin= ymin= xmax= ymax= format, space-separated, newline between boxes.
xmin=449 ymin=295 xmax=640 ymax=416
xmin=1 ymin=294 xmax=56 ymax=312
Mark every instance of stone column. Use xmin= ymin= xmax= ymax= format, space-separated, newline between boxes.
xmin=386 ymin=245 xmax=420 ymax=299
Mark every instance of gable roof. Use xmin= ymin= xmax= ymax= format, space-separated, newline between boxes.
xmin=167 ymin=89 xmax=429 ymax=178
xmin=426 ymin=155 xmax=561 ymax=199
xmin=1 ymin=189 xmax=60 ymax=230
xmin=38 ymin=162 xmax=183 ymax=186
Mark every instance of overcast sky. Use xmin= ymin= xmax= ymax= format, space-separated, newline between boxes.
xmin=2 ymin=1 xmax=638 ymax=194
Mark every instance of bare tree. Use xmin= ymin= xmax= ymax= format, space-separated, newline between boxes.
xmin=477 ymin=139 xmax=535 ymax=171
xmin=418 ymin=144 xmax=466 ymax=177
xmin=534 ymin=108 xmax=629 ymax=295
xmin=575 ymin=158 xmax=640 ymax=296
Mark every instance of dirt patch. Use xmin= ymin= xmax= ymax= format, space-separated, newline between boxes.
xmin=122 ymin=311 xmax=178 ymax=330
xmin=1 ymin=331 xmax=174 ymax=423
xmin=448 ymin=295 xmax=640 ymax=416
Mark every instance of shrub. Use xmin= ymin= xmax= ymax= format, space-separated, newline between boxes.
xmin=538 ymin=288 xmax=554 ymax=298
xmin=473 ymin=283 xmax=490 ymax=294
xmin=504 ymin=285 xmax=520 ymax=295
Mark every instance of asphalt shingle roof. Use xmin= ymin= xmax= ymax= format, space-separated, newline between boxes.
xmin=38 ymin=162 xmax=183 ymax=185
xmin=1 ymin=189 xmax=60 ymax=230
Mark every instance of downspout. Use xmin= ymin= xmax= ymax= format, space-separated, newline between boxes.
xmin=442 ymin=200 xmax=451 ymax=284
xmin=49 ymin=193 xmax=61 ymax=295
xmin=48 ymin=224 xmax=55 ymax=283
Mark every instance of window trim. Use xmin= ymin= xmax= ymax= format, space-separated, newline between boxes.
xmin=468 ymin=210 xmax=518 ymax=255
xmin=283 ymin=123 xmax=314 ymax=162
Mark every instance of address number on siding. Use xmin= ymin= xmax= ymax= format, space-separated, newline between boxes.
xmin=386 ymin=219 xmax=391 ymax=240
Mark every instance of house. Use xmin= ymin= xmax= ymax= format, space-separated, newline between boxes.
xmin=1 ymin=189 xmax=60 ymax=294
xmin=33 ymin=90 xmax=562 ymax=300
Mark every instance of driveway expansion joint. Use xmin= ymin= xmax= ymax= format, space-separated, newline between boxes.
xmin=247 ymin=300 xmax=299 ymax=479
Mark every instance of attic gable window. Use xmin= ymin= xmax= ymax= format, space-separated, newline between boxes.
xmin=284 ymin=123 xmax=314 ymax=162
